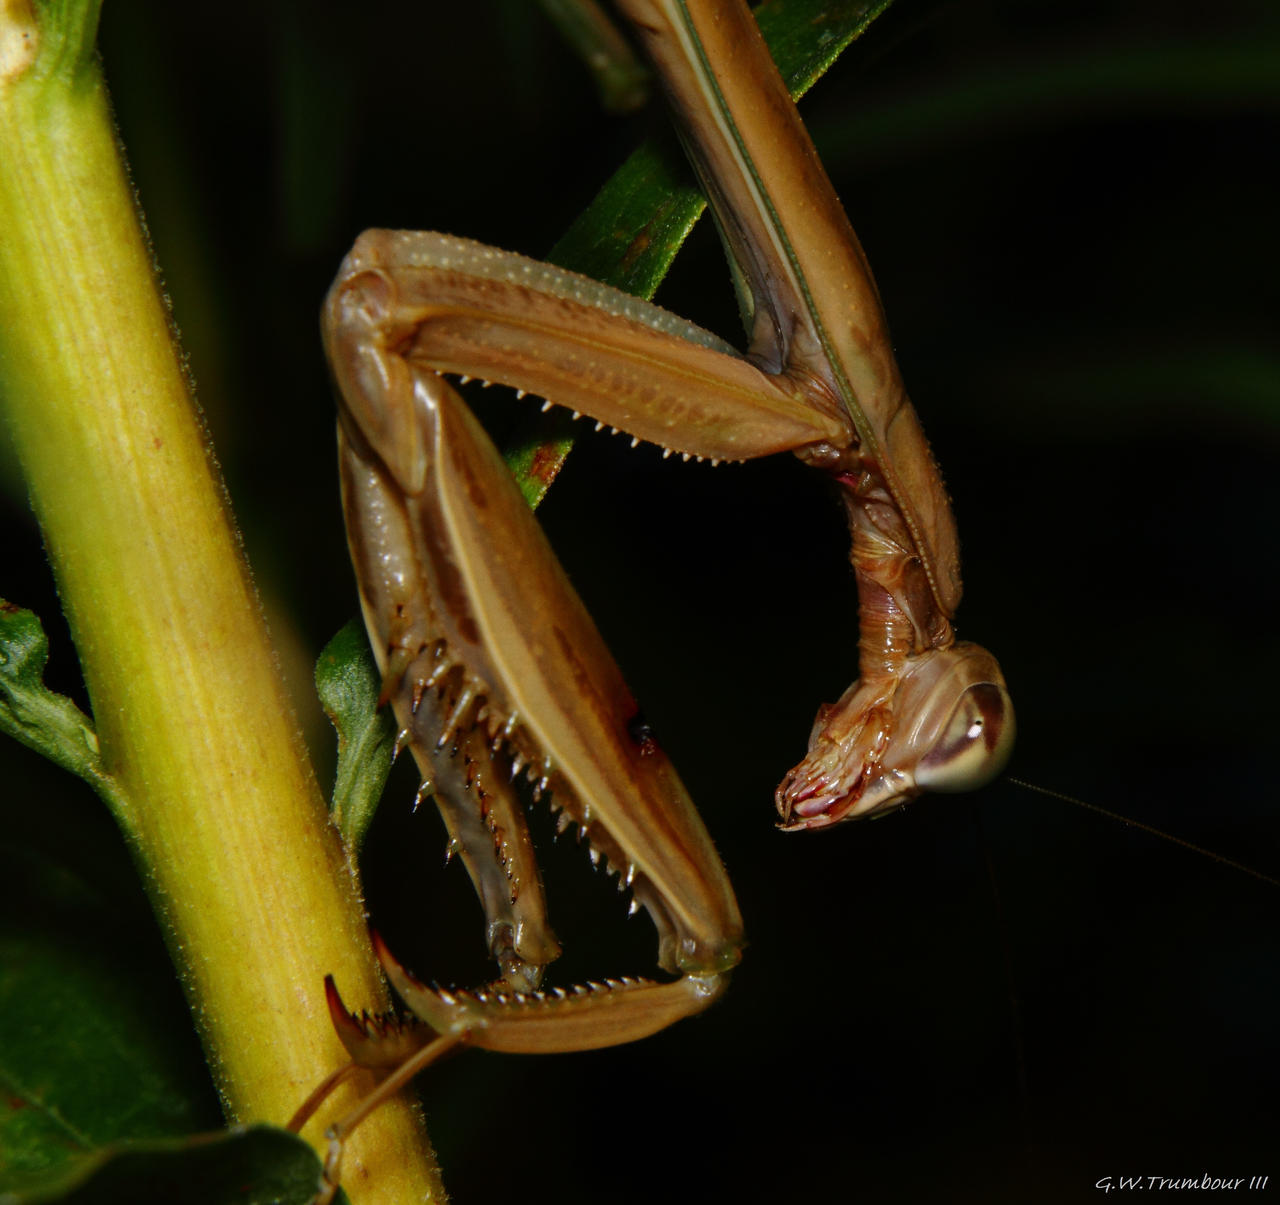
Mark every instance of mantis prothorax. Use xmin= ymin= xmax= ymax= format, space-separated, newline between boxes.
xmin=299 ymin=0 xmax=1014 ymax=1193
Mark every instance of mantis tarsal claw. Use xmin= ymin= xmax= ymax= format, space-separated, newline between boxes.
xmin=310 ymin=0 xmax=1015 ymax=1188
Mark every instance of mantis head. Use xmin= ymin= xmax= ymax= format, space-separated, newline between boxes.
xmin=776 ymin=643 xmax=1015 ymax=830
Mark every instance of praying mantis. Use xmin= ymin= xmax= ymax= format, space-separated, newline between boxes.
xmin=0 ymin=2 xmax=1270 ymax=1200
xmin=285 ymin=0 xmax=1274 ymax=1193
xmin=297 ymin=0 xmax=1015 ymax=1195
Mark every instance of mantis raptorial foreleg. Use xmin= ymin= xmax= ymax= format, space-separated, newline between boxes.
xmin=300 ymin=0 xmax=1015 ymax=1196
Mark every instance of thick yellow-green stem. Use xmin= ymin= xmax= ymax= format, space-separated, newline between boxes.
xmin=0 ymin=3 xmax=443 ymax=1199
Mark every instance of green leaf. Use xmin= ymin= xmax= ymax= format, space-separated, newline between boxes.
xmin=0 ymin=1124 xmax=341 ymax=1205
xmin=314 ymin=619 xmax=395 ymax=852
xmin=505 ymin=0 xmax=896 ymax=506
xmin=0 ymin=604 xmax=128 ymax=826
xmin=0 ymin=844 xmax=218 ymax=1192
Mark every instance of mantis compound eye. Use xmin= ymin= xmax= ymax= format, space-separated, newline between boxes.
xmin=913 ymin=678 xmax=1015 ymax=794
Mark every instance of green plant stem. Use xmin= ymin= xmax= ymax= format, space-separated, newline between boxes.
xmin=0 ymin=3 xmax=442 ymax=1199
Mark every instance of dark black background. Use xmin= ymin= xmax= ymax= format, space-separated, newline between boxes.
xmin=2 ymin=1 xmax=1277 ymax=1201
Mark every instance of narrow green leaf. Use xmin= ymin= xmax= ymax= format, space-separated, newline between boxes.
xmin=314 ymin=619 xmax=395 ymax=851
xmin=0 ymin=604 xmax=128 ymax=825
xmin=536 ymin=0 xmax=650 ymax=114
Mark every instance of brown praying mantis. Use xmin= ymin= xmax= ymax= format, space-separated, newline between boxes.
xmin=294 ymin=0 xmax=1015 ymax=1194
